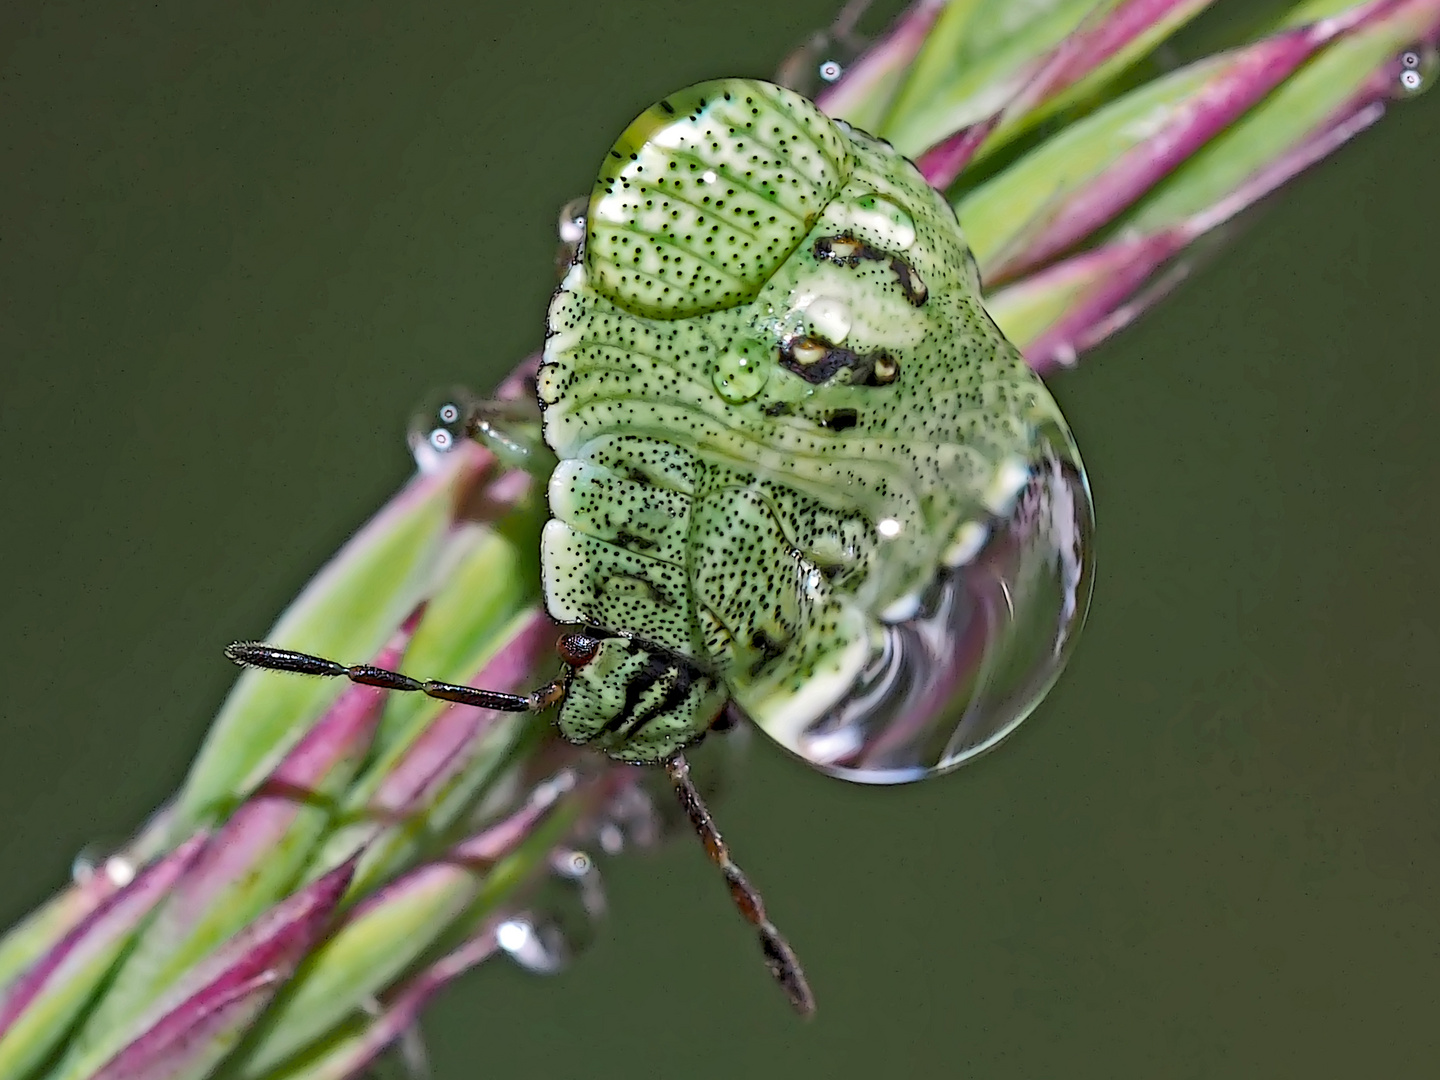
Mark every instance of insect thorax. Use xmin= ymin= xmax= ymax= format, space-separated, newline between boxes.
xmin=538 ymin=80 xmax=1080 ymax=764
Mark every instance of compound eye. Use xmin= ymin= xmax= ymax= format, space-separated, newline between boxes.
xmin=585 ymin=79 xmax=852 ymax=320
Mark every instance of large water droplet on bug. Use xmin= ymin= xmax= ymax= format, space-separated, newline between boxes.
xmin=752 ymin=424 xmax=1094 ymax=784
xmin=407 ymin=386 xmax=478 ymax=472
xmin=498 ymin=848 xmax=606 ymax=976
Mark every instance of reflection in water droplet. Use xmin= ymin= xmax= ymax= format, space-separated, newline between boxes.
xmin=407 ymin=386 xmax=478 ymax=472
xmin=850 ymin=193 xmax=917 ymax=251
xmin=72 ymin=842 xmax=135 ymax=888
xmin=712 ymin=337 xmax=772 ymax=404
xmin=754 ymin=425 xmax=1095 ymax=784
xmin=819 ymin=59 xmax=844 ymax=83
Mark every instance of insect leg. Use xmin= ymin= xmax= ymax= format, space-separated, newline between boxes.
xmin=224 ymin=642 xmax=567 ymax=712
xmin=664 ymin=754 xmax=816 ymax=1017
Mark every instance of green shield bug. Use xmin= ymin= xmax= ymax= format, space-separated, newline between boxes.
xmin=229 ymin=78 xmax=1094 ymax=1016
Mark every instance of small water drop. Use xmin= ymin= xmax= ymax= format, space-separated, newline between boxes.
xmin=712 ymin=337 xmax=772 ymax=404
xmin=550 ymin=847 xmax=607 ymax=918
xmin=774 ymin=0 xmax=873 ymax=96
xmin=555 ymin=195 xmax=588 ymax=274
xmin=407 ymin=386 xmax=478 ymax=472
xmin=497 ymin=916 xmax=567 ymax=974
xmin=72 ymin=842 xmax=134 ymax=888
xmin=498 ymin=845 xmax=608 ymax=977
xmin=1393 ymin=44 xmax=1436 ymax=98
xmin=587 ymin=782 xmax=663 ymax=855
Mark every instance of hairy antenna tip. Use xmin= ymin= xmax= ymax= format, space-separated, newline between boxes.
xmin=225 ymin=641 xmax=257 ymax=666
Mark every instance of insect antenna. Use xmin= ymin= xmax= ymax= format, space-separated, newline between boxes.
xmin=664 ymin=754 xmax=816 ymax=1017
xmin=223 ymin=642 xmax=568 ymax=712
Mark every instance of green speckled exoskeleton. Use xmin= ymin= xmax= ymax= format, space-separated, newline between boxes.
xmin=230 ymin=78 xmax=1094 ymax=1016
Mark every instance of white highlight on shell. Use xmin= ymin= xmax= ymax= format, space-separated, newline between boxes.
xmin=804 ymin=295 xmax=853 ymax=343
xmin=700 ymin=169 xmax=718 ymax=184
xmin=835 ymin=194 xmax=917 ymax=250
xmin=876 ymin=517 xmax=903 ymax=539
xmin=593 ymin=197 xmax=629 ymax=224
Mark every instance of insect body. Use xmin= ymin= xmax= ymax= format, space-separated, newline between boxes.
xmin=230 ymin=78 xmax=1093 ymax=1015
xmin=541 ymin=79 xmax=1092 ymax=781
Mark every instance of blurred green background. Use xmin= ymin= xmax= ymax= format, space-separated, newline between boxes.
xmin=3 ymin=1 xmax=1438 ymax=1076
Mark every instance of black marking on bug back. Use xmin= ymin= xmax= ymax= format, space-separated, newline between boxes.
xmin=779 ymin=334 xmax=901 ymax=387
xmin=813 ymin=233 xmax=928 ymax=307
xmin=818 ymin=408 xmax=859 ymax=432
xmin=587 ymin=632 xmax=718 ymax=746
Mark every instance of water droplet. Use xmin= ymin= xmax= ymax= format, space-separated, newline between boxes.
xmin=587 ymin=782 xmax=663 ymax=855
xmin=550 ymin=847 xmax=607 ymax=918
xmin=407 ymin=386 xmax=478 ymax=472
xmin=72 ymin=842 xmax=134 ymax=888
xmin=498 ymin=845 xmax=608 ymax=976
xmin=753 ymin=423 xmax=1095 ymax=783
xmin=848 ymin=193 xmax=917 ymax=250
xmin=1393 ymin=44 xmax=1436 ymax=98
xmin=712 ymin=337 xmax=772 ymax=404
xmin=774 ymin=7 xmax=872 ymax=97
xmin=555 ymin=195 xmax=588 ymax=274
xmin=497 ymin=917 xmax=566 ymax=974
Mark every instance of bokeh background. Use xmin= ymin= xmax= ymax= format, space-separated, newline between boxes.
xmin=3 ymin=1 xmax=1438 ymax=1076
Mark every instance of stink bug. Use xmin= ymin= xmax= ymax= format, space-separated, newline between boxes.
xmin=229 ymin=78 xmax=1094 ymax=1015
